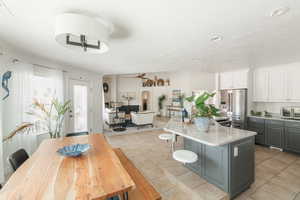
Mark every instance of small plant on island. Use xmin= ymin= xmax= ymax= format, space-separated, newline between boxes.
xmin=186 ymin=92 xmax=220 ymax=132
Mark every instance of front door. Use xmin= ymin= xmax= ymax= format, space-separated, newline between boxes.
xmin=68 ymin=79 xmax=90 ymax=133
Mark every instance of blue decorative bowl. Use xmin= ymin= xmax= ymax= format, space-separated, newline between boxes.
xmin=57 ymin=144 xmax=91 ymax=157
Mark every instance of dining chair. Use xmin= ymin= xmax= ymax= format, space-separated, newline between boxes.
xmin=65 ymin=131 xmax=89 ymax=137
xmin=108 ymin=196 xmax=120 ymax=200
xmin=8 ymin=149 xmax=29 ymax=171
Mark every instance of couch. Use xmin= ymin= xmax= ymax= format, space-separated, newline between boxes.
xmin=131 ymin=111 xmax=155 ymax=129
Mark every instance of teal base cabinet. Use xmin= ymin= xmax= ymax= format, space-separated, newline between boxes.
xmin=265 ymin=120 xmax=284 ymax=148
xmin=247 ymin=116 xmax=300 ymax=154
xmin=184 ymin=137 xmax=255 ymax=199
xmin=284 ymin=122 xmax=300 ymax=154
xmin=247 ymin=117 xmax=265 ymax=145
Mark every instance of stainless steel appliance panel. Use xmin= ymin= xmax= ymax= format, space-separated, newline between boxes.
xmin=220 ymin=89 xmax=247 ymax=129
xmin=293 ymin=107 xmax=300 ymax=119
xmin=232 ymin=89 xmax=247 ymax=121
xmin=281 ymin=107 xmax=293 ymax=119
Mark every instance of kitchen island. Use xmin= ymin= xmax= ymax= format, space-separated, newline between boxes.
xmin=164 ymin=120 xmax=257 ymax=199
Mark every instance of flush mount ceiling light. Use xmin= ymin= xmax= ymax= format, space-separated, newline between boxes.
xmin=270 ymin=7 xmax=290 ymax=17
xmin=210 ymin=35 xmax=223 ymax=42
xmin=55 ymin=13 xmax=113 ymax=54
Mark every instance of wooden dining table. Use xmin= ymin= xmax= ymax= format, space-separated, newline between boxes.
xmin=0 ymin=134 xmax=135 ymax=200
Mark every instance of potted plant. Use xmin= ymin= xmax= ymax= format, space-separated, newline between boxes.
xmin=27 ymin=98 xmax=71 ymax=138
xmin=186 ymin=92 xmax=220 ymax=132
xmin=158 ymin=94 xmax=166 ymax=116
xmin=3 ymin=98 xmax=71 ymax=142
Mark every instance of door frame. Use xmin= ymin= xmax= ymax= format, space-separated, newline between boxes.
xmin=65 ymin=77 xmax=92 ymax=134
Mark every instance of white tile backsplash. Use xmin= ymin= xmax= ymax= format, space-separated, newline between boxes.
xmin=253 ymin=102 xmax=300 ymax=114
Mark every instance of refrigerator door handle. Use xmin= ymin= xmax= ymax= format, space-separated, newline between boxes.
xmin=228 ymin=93 xmax=231 ymax=112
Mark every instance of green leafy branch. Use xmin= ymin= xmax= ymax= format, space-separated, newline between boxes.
xmin=186 ymin=92 xmax=220 ymax=118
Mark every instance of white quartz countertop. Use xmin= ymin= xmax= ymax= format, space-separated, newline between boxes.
xmin=248 ymin=115 xmax=300 ymax=122
xmin=164 ymin=120 xmax=257 ymax=147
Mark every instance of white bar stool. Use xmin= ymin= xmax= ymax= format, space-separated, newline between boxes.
xmin=172 ymin=150 xmax=198 ymax=164
xmin=158 ymin=133 xmax=174 ymax=153
xmin=158 ymin=133 xmax=173 ymax=142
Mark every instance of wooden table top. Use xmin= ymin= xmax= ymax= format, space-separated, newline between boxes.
xmin=0 ymin=134 xmax=135 ymax=200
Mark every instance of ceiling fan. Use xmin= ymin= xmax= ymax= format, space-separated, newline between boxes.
xmin=120 ymin=73 xmax=150 ymax=80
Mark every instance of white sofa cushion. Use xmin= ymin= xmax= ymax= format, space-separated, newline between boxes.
xmin=131 ymin=111 xmax=155 ymax=125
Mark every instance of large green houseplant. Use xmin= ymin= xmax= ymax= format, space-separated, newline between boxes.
xmin=186 ymin=92 xmax=220 ymax=132
xmin=158 ymin=94 xmax=166 ymax=116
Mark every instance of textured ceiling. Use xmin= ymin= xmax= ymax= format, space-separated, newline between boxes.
xmin=0 ymin=0 xmax=300 ymax=74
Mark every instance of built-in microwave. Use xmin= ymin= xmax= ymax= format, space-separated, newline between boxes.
xmin=281 ymin=107 xmax=300 ymax=119
xmin=293 ymin=107 xmax=300 ymax=119
xmin=281 ymin=107 xmax=293 ymax=119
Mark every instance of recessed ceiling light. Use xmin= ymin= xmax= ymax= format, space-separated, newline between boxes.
xmin=210 ymin=35 xmax=222 ymax=42
xmin=270 ymin=7 xmax=289 ymax=17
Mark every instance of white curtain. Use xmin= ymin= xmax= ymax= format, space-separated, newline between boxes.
xmin=1 ymin=62 xmax=64 ymax=180
xmin=0 ymin=65 xmax=5 ymax=184
xmin=2 ymin=62 xmax=35 ymax=178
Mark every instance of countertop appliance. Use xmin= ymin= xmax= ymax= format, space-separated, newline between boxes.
xmin=281 ymin=106 xmax=300 ymax=119
xmin=214 ymin=116 xmax=231 ymax=127
xmin=220 ymin=89 xmax=247 ymax=129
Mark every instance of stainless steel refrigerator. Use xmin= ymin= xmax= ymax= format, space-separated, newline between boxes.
xmin=220 ymin=89 xmax=247 ymax=129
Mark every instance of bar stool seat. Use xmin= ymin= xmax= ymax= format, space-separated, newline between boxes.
xmin=173 ymin=150 xmax=198 ymax=164
xmin=158 ymin=133 xmax=173 ymax=141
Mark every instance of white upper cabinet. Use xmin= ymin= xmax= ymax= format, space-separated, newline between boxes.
xmin=219 ymin=70 xmax=248 ymax=90
xmin=268 ymin=68 xmax=287 ymax=102
xmin=253 ymin=63 xmax=300 ymax=102
xmin=253 ymin=68 xmax=269 ymax=102
xmin=286 ymin=66 xmax=300 ymax=102
xmin=220 ymin=72 xmax=233 ymax=90
xmin=233 ymin=70 xmax=248 ymax=89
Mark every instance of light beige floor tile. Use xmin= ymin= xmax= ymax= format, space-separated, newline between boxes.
xmin=192 ymin=183 xmax=228 ymax=200
xmin=255 ymin=165 xmax=279 ymax=181
xmin=235 ymin=192 xmax=254 ymax=200
xmin=270 ymin=174 xmax=300 ymax=193
xmin=141 ymin=167 xmax=165 ymax=181
xmin=161 ymin=186 xmax=190 ymax=200
xmin=274 ymin=152 xmax=298 ymax=164
xmin=164 ymin=164 xmax=191 ymax=177
xmin=283 ymin=162 xmax=300 ymax=178
xmin=242 ymin=177 xmax=267 ymax=196
xmin=260 ymin=158 xmax=288 ymax=172
xmin=151 ymin=176 xmax=176 ymax=193
xmin=177 ymin=171 xmax=207 ymax=189
xmin=252 ymin=182 xmax=296 ymax=200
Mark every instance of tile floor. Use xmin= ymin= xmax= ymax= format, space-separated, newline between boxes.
xmin=106 ymin=130 xmax=300 ymax=200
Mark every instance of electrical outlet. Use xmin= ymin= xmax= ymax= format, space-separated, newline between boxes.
xmin=234 ymin=146 xmax=239 ymax=157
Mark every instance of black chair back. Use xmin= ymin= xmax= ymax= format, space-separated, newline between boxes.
xmin=118 ymin=105 xmax=140 ymax=114
xmin=9 ymin=149 xmax=29 ymax=171
xmin=66 ymin=131 xmax=89 ymax=137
